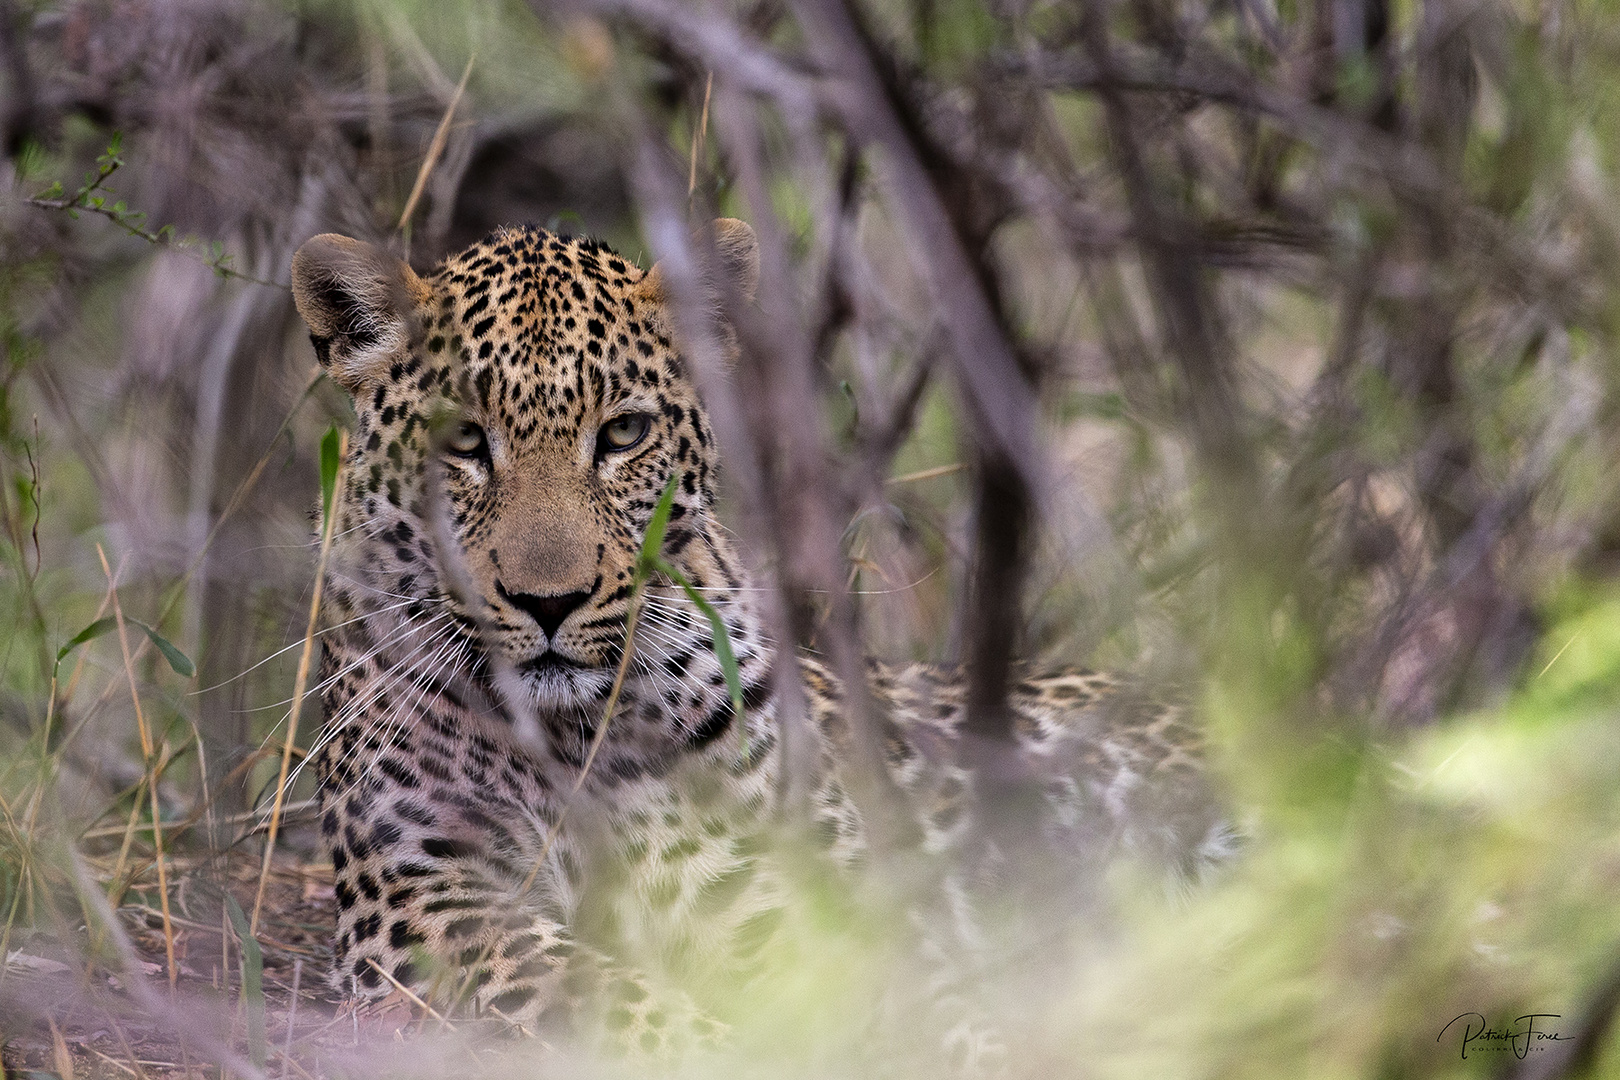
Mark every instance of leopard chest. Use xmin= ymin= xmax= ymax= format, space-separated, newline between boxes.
xmin=571 ymin=748 xmax=787 ymax=994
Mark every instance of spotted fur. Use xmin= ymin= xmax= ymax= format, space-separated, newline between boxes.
xmin=288 ymin=221 xmax=1225 ymax=1056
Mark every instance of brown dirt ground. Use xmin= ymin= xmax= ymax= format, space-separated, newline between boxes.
xmin=0 ymin=848 xmax=389 ymax=1080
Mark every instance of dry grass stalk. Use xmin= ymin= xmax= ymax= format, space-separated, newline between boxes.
xmin=365 ymin=958 xmax=453 ymax=1028
xmin=397 ymin=53 xmax=476 ymax=232
xmin=96 ymin=544 xmax=178 ymax=992
xmin=251 ymin=431 xmax=349 ymax=936
xmin=886 ymin=463 xmax=967 ymax=486
xmin=688 ymin=70 xmax=713 ymax=202
xmin=49 ymin=1016 xmax=75 ymax=1080
xmin=448 ymin=576 xmax=652 ymax=1013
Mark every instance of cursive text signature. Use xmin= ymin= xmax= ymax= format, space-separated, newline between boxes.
xmin=1436 ymin=1013 xmax=1570 ymax=1060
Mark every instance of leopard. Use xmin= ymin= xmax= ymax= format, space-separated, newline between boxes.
xmin=287 ymin=218 xmax=1228 ymax=1061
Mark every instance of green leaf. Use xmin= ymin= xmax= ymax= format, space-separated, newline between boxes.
xmin=320 ymin=424 xmax=341 ymax=527
xmin=129 ymin=620 xmax=196 ymax=678
xmin=224 ymin=894 xmax=266 ymax=1070
xmin=55 ymin=617 xmax=119 ymax=669
xmin=635 ymin=473 xmax=682 ymax=583
xmin=629 ymin=474 xmax=747 ymax=752
xmin=53 ymin=616 xmax=195 ymax=679
xmin=655 ymin=557 xmax=748 ymax=755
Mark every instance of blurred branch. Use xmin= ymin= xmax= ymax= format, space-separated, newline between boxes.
xmin=574 ymin=0 xmax=818 ymax=108
xmin=1077 ymin=1 xmax=1253 ymax=503
xmin=787 ymin=0 xmax=1049 ymax=750
xmin=787 ymin=0 xmax=1045 ymax=493
xmin=712 ymin=78 xmax=926 ymax=849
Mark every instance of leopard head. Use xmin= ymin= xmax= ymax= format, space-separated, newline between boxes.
xmin=290 ymin=221 xmax=760 ymax=719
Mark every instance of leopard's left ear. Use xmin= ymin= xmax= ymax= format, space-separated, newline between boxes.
xmin=291 ymin=234 xmax=429 ymax=394
xmin=635 ymin=217 xmax=759 ymax=308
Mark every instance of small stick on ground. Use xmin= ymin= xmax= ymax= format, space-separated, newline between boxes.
xmin=281 ymin=958 xmax=302 ymax=1080
xmin=366 ymin=958 xmax=454 ymax=1028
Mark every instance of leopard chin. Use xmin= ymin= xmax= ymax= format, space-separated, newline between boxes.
xmin=518 ymin=655 xmax=616 ymax=711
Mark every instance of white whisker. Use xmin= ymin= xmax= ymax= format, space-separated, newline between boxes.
xmin=196 ymin=597 xmax=445 ymax=697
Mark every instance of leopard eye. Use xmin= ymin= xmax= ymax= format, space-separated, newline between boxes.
xmin=446 ymin=420 xmax=488 ymax=459
xmin=596 ymin=413 xmax=651 ymax=457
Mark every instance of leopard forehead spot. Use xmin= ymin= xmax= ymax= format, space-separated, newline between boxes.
xmin=427 ymin=229 xmax=690 ymax=444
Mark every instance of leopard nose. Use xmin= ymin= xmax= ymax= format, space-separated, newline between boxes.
xmin=496 ymin=581 xmax=593 ymax=640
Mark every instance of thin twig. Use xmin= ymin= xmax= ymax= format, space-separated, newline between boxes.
xmin=100 ymin=1009 xmax=151 ymax=1080
xmin=87 ymin=1045 xmax=140 ymax=1078
xmin=27 ymin=163 xmax=287 ymax=291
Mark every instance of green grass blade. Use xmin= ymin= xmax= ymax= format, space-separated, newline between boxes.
xmin=54 ymin=616 xmax=195 ymax=679
xmin=635 ymin=473 xmax=682 ymax=583
xmin=224 ymin=893 xmax=267 ymax=1069
xmin=631 ymin=474 xmax=746 ymax=752
xmin=319 ymin=424 xmax=341 ymax=526
xmin=656 ymin=557 xmax=747 ymax=754
xmin=128 ymin=620 xmax=196 ymax=679
xmin=54 ymin=617 xmax=119 ymax=671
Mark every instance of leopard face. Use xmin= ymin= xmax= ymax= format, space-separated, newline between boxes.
xmin=291 ymin=221 xmax=762 ymax=727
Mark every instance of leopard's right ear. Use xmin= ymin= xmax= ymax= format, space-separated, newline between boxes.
xmin=291 ymin=234 xmax=428 ymax=394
